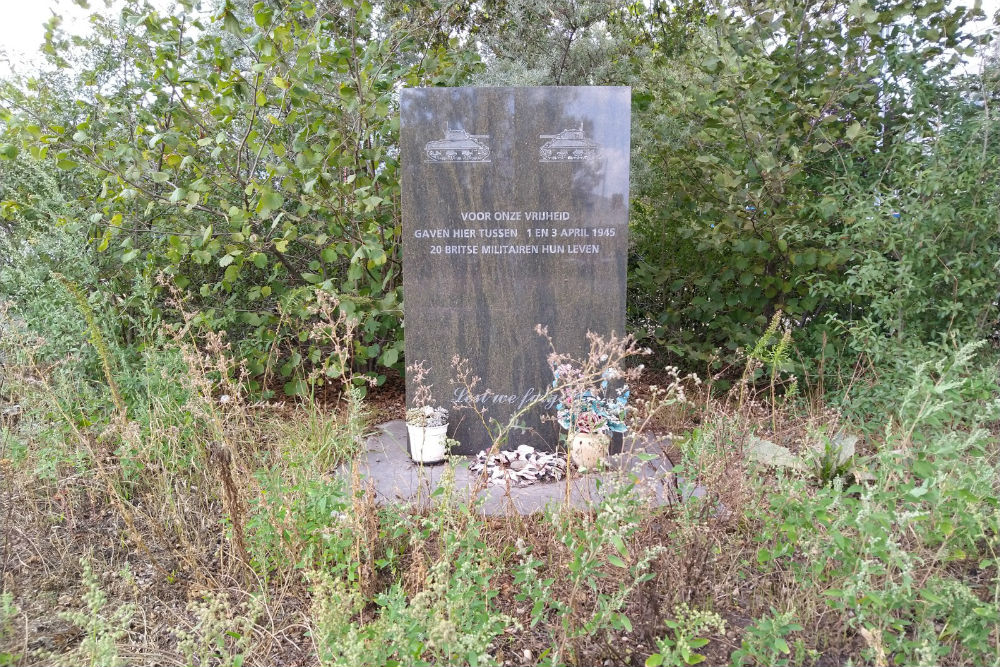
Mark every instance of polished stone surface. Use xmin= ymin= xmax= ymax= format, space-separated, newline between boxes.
xmin=401 ymin=87 xmax=631 ymax=453
xmin=352 ymin=421 xmax=695 ymax=516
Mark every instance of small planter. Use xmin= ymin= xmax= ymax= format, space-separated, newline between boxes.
xmin=407 ymin=423 xmax=449 ymax=464
xmin=568 ymin=431 xmax=610 ymax=470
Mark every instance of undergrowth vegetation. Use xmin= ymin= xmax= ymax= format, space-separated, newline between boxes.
xmin=1 ymin=298 xmax=997 ymax=665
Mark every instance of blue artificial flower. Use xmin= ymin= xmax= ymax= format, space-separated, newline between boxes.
xmin=551 ymin=363 xmax=632 ymax=434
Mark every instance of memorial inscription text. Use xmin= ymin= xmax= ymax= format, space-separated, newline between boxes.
xmin=401 ymin=86 xmax=631 ymax=454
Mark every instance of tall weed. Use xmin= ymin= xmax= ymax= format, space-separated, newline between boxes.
xmin=754 ymin=341 xmax=1000 ymax=665
xmin=309 ymin=504 xmax=514 ymax=666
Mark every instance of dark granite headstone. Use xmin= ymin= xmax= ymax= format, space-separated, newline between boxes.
xmin=401 ymin=86 xmax=630 ymax=454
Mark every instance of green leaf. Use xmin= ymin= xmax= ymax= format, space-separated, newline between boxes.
xmin=0 ymin=144 xmax=18 ymax=159
xmin=747 ymin=437 xmax=806 ymax=470
xmin=366 ymin=247 xmax=387 ymax=267
xmin=272 ymin=76 xmax=289 ymax=90
xmin=284 ymin=379 xmax=307 ymax=396
xmin=169 ymin=187 xmax=187 ymax=203
xmin=254 ymin=5 xmax=273 ymax=27
xmin=607 ymin=555 xmax=627 ymax=568
xmin=912 ymin=459 xmax=934 ymax=479
xmin=846 ymin=121 xmax=862 ymax=139
xmin=381 ymin=346 xmax=399 ymax=367
xmin=339 ymin=82 xmax=357 ymax=102
xmin=347 ymin=262 xmax=363 ymax=282
xmin=223 ymin=10 xmax=242 ymax=35
xmin=645 ymin=655 xmax=664 ymax=667
xmin=611 ymin=534 xmax=628 ymax=559
xmin=257 ymin=190 xmax=284 ymax=217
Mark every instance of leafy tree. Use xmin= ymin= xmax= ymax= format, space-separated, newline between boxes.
xmin=2 ymin=0 xmax=481 ymax=394
xmin=468 ymin=0 xmax=644 ymax=85
xmin=2 ymin=0 xmax=997 ymax=398
xmin=627 ymin=0 xmax=997 ymax=378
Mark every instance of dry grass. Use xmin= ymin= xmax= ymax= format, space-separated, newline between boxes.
xmin=0 ymin=323 xmax=997 ymax=666
xmin=0 ymin=373 xmax=762 ymax=666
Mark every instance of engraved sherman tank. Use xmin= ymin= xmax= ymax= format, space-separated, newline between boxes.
xmin=424 ymin=127 xmax=490 ymax=162
xmin=539 ymin=126 xmax=599 ymax=162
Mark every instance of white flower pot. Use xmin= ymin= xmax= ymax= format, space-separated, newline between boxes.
xmin=407 ymin=423 xmax=449 ymax=463
xmin=568 ymin=432 xmax=609 ymax=470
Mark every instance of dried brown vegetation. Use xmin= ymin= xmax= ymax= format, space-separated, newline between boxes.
xmin=0 ymin=314 xmax=997 ymax=666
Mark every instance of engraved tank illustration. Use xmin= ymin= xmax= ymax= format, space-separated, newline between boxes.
xmin=539 ymin=125 xmax=599 ymax=162
xmin=424 ymin=126 xmax=491 ymax=162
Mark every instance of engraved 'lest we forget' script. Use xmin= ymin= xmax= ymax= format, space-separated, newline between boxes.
xmin=401 ymin=87 xmax=631 ymax=454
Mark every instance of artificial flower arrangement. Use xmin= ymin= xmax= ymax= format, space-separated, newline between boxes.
xmin=556 ymin=380 xmax=629 ymax=434
xmin=555 ymin=377 xmax=630 ymax=435
xmin=551 ymin=364 xmax=631 ymax=469
xmin=405 ymin=404 xmax=449 ymax=428
xmin=405 ymin=361 xmax=448 ymax=426
xmin=539 ymin=328 xmax=645 ymax=469
xmin=404 ymin=361 xmax=450 ymax=463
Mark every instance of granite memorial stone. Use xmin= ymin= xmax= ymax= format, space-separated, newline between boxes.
xmin=401 ymin=86 xmax=630 ymax=454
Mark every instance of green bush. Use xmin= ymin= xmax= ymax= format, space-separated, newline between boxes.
xmin=309 ymin=505 xmax=513 ymax=667
xmin=627 ymin=0 xmax=998 ymax=378
xmin=753 ymin=342 xmax=1000 ymax=666
xmin=2 ymin=0 xmax=482 ymax=393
